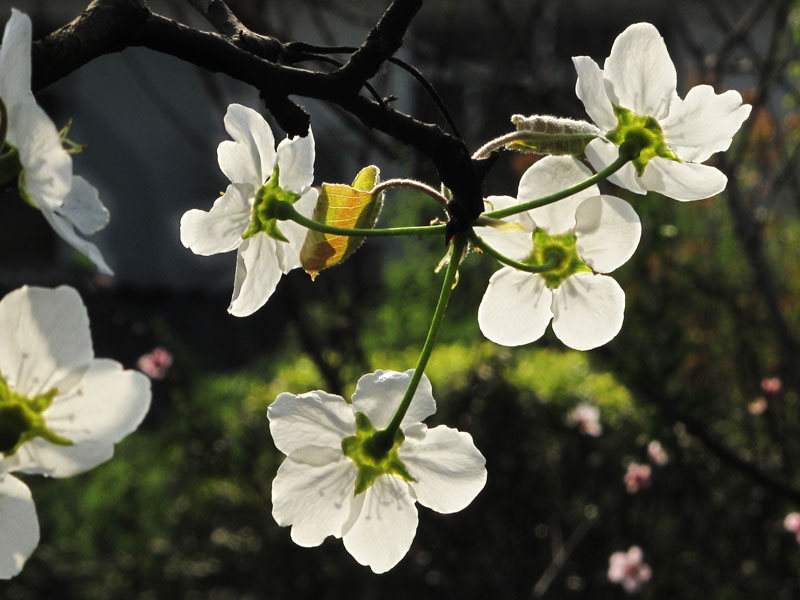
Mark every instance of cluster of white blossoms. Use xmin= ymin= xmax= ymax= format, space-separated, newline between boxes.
xmin=0 ymin=286 xmax=151 ymax=578
xmin=0 ymin=10 xmax=111 ymax=274
xmin=477 ymin=22 xmax=750 ymax=351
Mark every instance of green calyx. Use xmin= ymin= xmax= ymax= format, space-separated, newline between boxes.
xmin=341 ymin=412 xmax=416 ymax=496
xmin=242 ymin=165 xmax=301 ymax=242
xmin=526 ymin=229 xmax=591 ymax=288
xmin=0 ymin=374 xmax=71 ymax=456
xmin=606 ymin=105 xmax=680 ymax=175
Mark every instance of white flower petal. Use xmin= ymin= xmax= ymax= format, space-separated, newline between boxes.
xmin=662 ymin=84 xmax=752 ymax=163
xmin=10 ymin=100 xmax=72 ymax=211
xmin=342 ymin=475 xmax=418 ymax=574
xmin=276 ymin=130 xmax=315 ymax=194
xmin=551 ymin=272 xmax=625 ymax=350
xmin=180 ymin=183 xmax=252 ymax=256
xmin=639 ymin=157 xmax=728 ymax=201
xmin=0 ymin=9 xmax=32 ymax=107
xmin=572 ymin=56 xmax=617 ymax=132
xmin=8 ymin=359 xmax=150 ymax=478
xmin=475 ymin=195 xmax=535 ymax=262
xmin=519 ymin=156 xmax=599 ymax=233
xmin=351 ymin=369 xmax=435 ymax=431
xmin=575 ymin=195 xmax=641 ymax=273
xmin=0 ymin=286 xmax=92 ymax=397
xmin=0 ymin=473 xmax=38 ymax=580
xmin=227 ymin=234 xmax=282 ymax=317
xmin=585 ymin=138 xmax=647 ymax=195
xmin=268 ymin=390 xmax=356 ymax=456
xmin=603 ymin=23 xmax=676 ymax=119
xmin=39 ymin=206 xmax=113 ymax=276
xmin=271 ymin=446 xmax=361 ymax=547
xmin=478 ymin=267 xmax=553 ymax=347
xmin=273 ymin=188 xmax=317 ymax=273
xmin=57 ymin=176 xmax=109 ymax=236
xmin=399 ymin=425 xmax=486 ymax=514
xmin=217 ymin=104 xmax=276 ymax=187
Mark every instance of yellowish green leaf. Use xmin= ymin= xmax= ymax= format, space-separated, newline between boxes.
xmin=300 ymin=166 xmax=382 ymax=279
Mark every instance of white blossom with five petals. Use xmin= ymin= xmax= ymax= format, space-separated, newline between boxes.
xmin=573 ymin=22 xmax=751 ymax=201
xmin=0 ymin=9 xmax=111 ymax=274
xmin=180 ymin=103 xmax=318 ymax=317
xmin=477 ymin=156 xmax=641 ymax=351
xmin=0 ymin=285 xmax=151 ymax=579
xmin=268 ymin=369 xmax=487 ymax=574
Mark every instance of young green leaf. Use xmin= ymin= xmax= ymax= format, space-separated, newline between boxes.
xmin=300 ymin=166 xmax=382 ymax=279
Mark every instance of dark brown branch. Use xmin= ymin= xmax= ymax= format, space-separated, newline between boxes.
xmin=333 ymin=0 xmax=422 ymax=93
xmin=31 ymin=0 xmax=485 ymax=236
xmin=187 ymin=0 xmax=281 ymax=60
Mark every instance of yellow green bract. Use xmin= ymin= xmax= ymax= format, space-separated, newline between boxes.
xmin=341 ymin=412 xmax=415 ymax=495
xmin=606 ymin=105 xmax=680 ymax=175
xmin=526 ymin=229 xmax=591 ymax=288
xmin=242 ymin=165 xmax=301 ymax=242
xmin=0 ymin=375 xmax=70 ymax=456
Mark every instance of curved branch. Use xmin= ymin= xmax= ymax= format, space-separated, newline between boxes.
xmin=31 ymin=0 xmax=485 ymax=237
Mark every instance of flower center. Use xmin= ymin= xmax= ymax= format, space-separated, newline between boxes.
xmin=525 ymin=229 xmax=591 ymax=288
xmin=606 ymin=105 xmax=680 ymax=176
xmin=242 ymin=164 xmax=301 ymax=242
xmin=0 ymin=374 xmax=71 ymax=456
xmin=341 ymin=412 xmax=415 ymax=495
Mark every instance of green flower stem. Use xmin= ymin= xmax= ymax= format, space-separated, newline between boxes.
xmin=371 ymin=234 xmax=467 ymax=452
xmin=280 ymin=202 xmax=446 ymax=237
xmin=372 ymin=178 xmax=449 ymax=207
xmin=483 ymin=154 xmax=631 ymax=220
xmin=471 ymin=131 xmax=535 ymax=160
xmin=470 ymin=232 xmax=560 ymax=273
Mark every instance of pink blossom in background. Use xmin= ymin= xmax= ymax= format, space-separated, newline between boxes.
xmin=748 ymin=397 xmax=768 ymax=415
xmin=647 ymin=440 xmax=669 ymax=466
xmin=137 ymin=347 xmax=173 ymax=380
xmin=784 ymin=512 xmax=800 ymax=543
xmin=608 ymin=546 xmax=652 ymax=593
xmin=761 ymin=377 xmax=782 ymax=395
xmin=566 ymin=403 xmax=602 ymax=436
xmin=624 ymin=462 xmax=652 ymax=493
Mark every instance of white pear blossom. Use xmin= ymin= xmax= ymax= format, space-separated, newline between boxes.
xmin=180 ymin=103 xmax=318 ymax=317
xmin=477 ymin=156 xmax=641 ymax=351
xmin=0 ymin=9 xmax=111 ymax=274
xmin=0 ymin=285 xmax=151 ymax=578
xmin=573 ymin=22 xmax=751 ymax=201
xmin=268 ymin=369 xmax=487 ymax=574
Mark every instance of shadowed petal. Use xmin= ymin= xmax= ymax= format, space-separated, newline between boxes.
xmin=0 ymin=286 xmax=92 ymax=397
xmin=662 ymin=85 xmax=752 ymax=163
xmin=0 ymin=473 xmax=38 ymax=580
xmin=269 ymin=390 xmax=356 ymax=456
xmin=228 ymin=235 xmax=282 ymax=317
xmin=603 ymin=23 xmax=676 ymax=119
xmin=639 ymin=157 xmax=728 ymax=201
xmin=575 ymin=195 xmax=641 ymax=273
xmin=520 ymin=156 xmax=598 ymax=234
xmin=217 ymin=104 xmax=276 ymax=187
xmin=180 ymin=183 xmax=252 ymax=256
xmin=272 ymin=446 xmax=361 ymax=547
xmin=478 ymin=267 xmax=553 ymax=347
xmin=572 ymin=55 xmax=617 ymax=132
xmin=399 ymin=425 xmax=486 ymax=514
xmin=475 ymin=195 xmax=535 ymax=263
xmin=276 ymin=131 xmax=315 ymax=194
xmin=351 ymin=370 xmax=435 ymax=431
xmin=551 ymin=272 xmax=625 ymax=350
xmin=342 ymin=475 xmax=418 ymax=574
